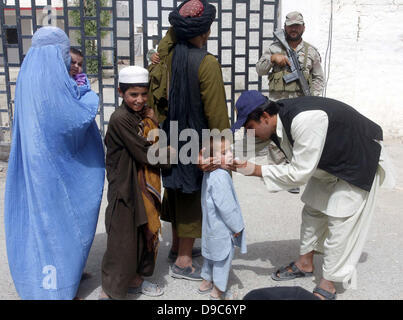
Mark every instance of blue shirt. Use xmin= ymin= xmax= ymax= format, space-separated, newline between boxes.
xmin=201 ymin=169 xmax=247 ymax=261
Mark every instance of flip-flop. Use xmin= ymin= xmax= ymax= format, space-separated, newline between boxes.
xmin=313 ymin=286 xmax=337 ymax=300
xmin=197 ymin=284 xmax=213 ymax=295
xmin=128 ymin=280 xmax=164 ymax=297
xmin=170 ymin=263 xmax=202 ymax=281
xmin=271 ymin=262 xmax=314 ymax=281
xmin=209 ymin=290 xmax=238 ymax=300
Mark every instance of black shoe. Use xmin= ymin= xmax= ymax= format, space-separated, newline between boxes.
xmin=168 ymin=247 xmax=202 ymax=262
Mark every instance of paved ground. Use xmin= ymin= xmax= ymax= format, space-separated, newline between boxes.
xmin=0 ymin=139 xmax=402 ymax=300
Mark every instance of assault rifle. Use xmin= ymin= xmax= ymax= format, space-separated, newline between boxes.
xmin=273 ymin=29 xmax=311 ymax=96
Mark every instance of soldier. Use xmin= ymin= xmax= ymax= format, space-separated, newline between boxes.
xmin=254 ymin=12 xmax=324 ymax=193
xmin=256 ymin=11 xmax=324 ymax=101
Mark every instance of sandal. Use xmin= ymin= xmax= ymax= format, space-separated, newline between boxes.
xmin=127 ymin=280 xmax=164 ymax=297
xmin=168 ymin=247 xmax=202 ymax=262
xmin=313 ymin=286 xmax=337 ymax=300
xmin=271 ymin=262 xmax=314 ymax=281
xmin=210 ymin=290 xmax=238 ymax=300
xmin=170 ymin=263 xmax=202 ymax=281
xmin=197 ymin=283 xmax=213 ymax=295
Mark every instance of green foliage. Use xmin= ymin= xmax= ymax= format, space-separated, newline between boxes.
xmin=69 ymin=0 xmax=112 ymax=75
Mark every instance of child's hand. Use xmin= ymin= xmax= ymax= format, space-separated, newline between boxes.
xmin=142 ymin=106 xmax=158 ymax=123
xmin=74 ymin=73 xmax=87 ymax=86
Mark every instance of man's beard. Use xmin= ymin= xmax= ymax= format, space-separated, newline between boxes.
xmin=286 ymin=31 xmax=303 ymax=42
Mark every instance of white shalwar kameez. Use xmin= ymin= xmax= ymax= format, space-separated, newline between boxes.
xmin=260 ymin=110 xmax=395 ymax=288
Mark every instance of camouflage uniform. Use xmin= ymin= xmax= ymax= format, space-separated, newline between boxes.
xmin=254 ymin=12 xmax=324 ymax=168
xmin=256 ymin=40 xmax=324 ymax=101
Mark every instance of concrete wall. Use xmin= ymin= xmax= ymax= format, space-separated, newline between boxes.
xmin=281 ymin=0 xmax=403 ymax=139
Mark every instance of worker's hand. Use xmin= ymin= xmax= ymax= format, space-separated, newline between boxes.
xmin=198 ymin=148 xmax=220 ymax=172
xmin=233 ymin=158 xmax=259 ymax=176
xmin=151 ymin=52 xmax=160 ymax=64
xmin=271 ymin=53 xmax=291 ymax=67
xmin=220 ymin=162 xmax=238 ymax=172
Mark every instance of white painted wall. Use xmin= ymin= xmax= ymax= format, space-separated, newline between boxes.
xmin=281 ymin=0 xmax=403 ymax=139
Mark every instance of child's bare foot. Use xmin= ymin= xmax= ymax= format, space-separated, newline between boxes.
xmin=210 ymin=286 xmax=237 ymax=300
xmin=209 ymin=285 xmax=223 ymax=299
xmin=198 ymin=280 xmax=213 ymax=294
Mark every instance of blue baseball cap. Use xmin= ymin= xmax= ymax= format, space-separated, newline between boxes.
xmin=231 ymin=90 xmax=269 ymax=132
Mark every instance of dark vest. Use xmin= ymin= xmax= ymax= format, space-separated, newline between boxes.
xmin=277 ymin=96 xmax=383 ymax=192
xmin=187 ymin=47 xmax=209 ymax=136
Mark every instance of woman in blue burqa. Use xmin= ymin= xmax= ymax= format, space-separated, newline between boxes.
xmin=4 ymin=26 xmax=105 ymax=299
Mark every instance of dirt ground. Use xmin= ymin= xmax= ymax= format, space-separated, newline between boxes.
xmin=0 ymin=139 xmax=402 ymax=300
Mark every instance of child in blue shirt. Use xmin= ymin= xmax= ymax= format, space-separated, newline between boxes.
xmin=198 ymin=136 xmax=247 ymax=300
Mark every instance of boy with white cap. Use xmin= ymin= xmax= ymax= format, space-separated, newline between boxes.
xmin=100 ymin=66 xmax=165 ymax=299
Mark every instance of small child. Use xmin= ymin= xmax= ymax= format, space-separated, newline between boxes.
xmin=69 ymin=48 xmax=87 ymax=86
xmin=199 ymin=136 xmax=247 ymax=300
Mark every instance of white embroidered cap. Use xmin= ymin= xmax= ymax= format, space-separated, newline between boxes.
xmin=118 ymin=66 xmax=149 ymax=85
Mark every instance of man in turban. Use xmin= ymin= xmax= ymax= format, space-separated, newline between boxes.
xmin=149 ymin=0 xmax=230 ymax=281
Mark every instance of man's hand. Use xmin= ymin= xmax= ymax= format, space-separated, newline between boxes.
xmin=233 ymin=159 xmax=261 ymax=176
xmin=221 ymin=157 xmax=247 ymax=172
xmin=151 ymin=52 xmax=160 ymax=65
xmin=271 ymin=53 xmax=291 ymax=67
xmin=198 ymin=148 xmax=220 ymax=172
xmin=233 ymin=232 xmax=241 ymax=238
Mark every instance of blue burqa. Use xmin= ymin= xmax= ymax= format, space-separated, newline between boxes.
xmin=4 ymin=27 xmax=105 ymax=299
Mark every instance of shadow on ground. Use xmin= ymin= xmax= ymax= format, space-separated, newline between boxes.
xmin=76 ymin=227 xmax=369 ymax=299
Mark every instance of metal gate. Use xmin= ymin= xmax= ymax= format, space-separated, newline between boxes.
xmin=0 ymin=0 xmax=279 ymax=143
xmin=143 ymin=0 xmax=280 ymax=125
xmin=0 ymin=0 xmax=137 ymax=142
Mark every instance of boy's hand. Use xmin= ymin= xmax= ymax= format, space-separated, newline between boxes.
xmin=142 ymin=106 xmax=158 ymax=123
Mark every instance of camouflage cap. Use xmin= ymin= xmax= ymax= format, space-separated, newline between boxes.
xmin=285 ymin=11 xmax=304 ymax=26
